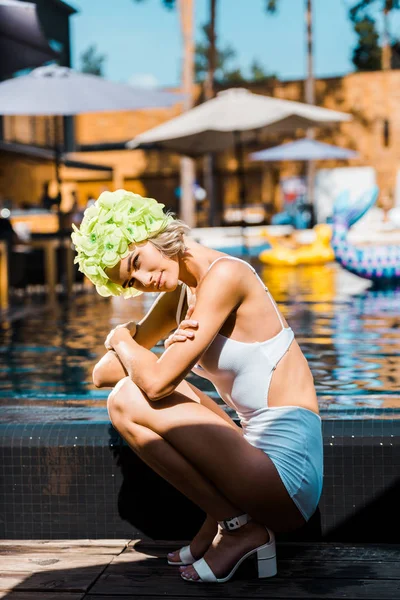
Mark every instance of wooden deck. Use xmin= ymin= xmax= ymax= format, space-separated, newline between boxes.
xmin=0 ymin=539 xmax=399 ymax=599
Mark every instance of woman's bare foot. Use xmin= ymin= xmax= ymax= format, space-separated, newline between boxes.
xmin=180 ymin=520 xmax=270 ymax=581
xmin=167 ymin=515 xmax=218 ymax=564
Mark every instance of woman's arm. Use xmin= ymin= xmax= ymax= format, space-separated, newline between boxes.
xmin=93 ymin=285 xmax=184 ymax=388
xmin=110 ymin=261 xmax=244 ymax=400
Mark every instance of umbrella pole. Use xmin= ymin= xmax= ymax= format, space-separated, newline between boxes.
xmin=53 ymin=116 xmax=63 ymax=231
xmin=205 ymin=154 xmax=218 ymax=226
xmin=306 ymin=157 xmax=316 ymax=225
xmin=305 ymin=0 xmax=316 ymax=226
xmin=234 ymin=130 xmax=248 ymax=255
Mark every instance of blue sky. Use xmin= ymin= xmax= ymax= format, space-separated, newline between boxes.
xmin=69 ymin=0 xmax=400 ymax=87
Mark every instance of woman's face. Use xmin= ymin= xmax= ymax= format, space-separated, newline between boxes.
xmin=106 ymin=241 xmax=180 ymax=294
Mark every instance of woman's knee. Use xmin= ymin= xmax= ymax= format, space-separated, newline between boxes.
xmin=93 ymin=351 xmax=127 ymax=388
xmin=107 ymin=376 xmax=140 ymax=428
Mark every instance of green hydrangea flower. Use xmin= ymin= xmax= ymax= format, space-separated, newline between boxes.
xmin=71 ymin=190 xmax=174 ymax=298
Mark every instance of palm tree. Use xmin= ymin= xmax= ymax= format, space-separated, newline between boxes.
xmin=350 ymin=1 xmax=400 ymax=71
xmin=132 ymin=0 xmax=196 ymax=225
xmin=267 ymin=1 xmax=316 ymax=211
xmin=178 ymin=0 xmax=196 ymax=227
xmin=203 ymin=0 xmax=218 ymax=100
xmin=132 ymin=0 xmax=218 ymax=98
xmin=132 ymin=0 xmax=221 ymax=225
xmin=266 ymin=0 xmax=314 ymax=104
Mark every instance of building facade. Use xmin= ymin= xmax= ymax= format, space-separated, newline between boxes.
xmin=0 ymin=0 xmax=77 ymax=209
xmin=2 ymin=68 xmax=400 ymax=220
xmin=72 ymin=70 xmax=400 ymax=217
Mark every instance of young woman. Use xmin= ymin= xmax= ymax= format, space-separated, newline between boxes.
xmin=72 ymin=190 xmax=323 ymax=584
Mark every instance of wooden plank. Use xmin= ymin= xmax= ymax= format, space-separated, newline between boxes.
xmin=0 ymin=555 xmax=114 ymax=572
xmin=132 ymin=541 xmax=400 ymax=563
xmin=276 ymin=560 xmax=400 ymax=580
xmin=0 ymin=542 xmax=129 ymax=556
xmin=0 ymin=594 xmax=84 ymax=600
xmin=0 ymin=573 xmax=33 ymax=593
xmin=127 ymin=540 xmax=186 ymax=549
xmin=1 ymin=541 xmax=398 ymax=600
xmin=0 ymin=554 xmax=114 ymax=592
xmin=275 ymin=543 xmax=400 ymax=563
xmin=0 ymin=540 xmax=131 ymax=549
xmin=0 ymin=572 xmax=90 ymax=594
xmin=87 ymin=577 xmax=400 ymax=599
xmin=114 ymin=559 xmax=400 ymax=581
xmin=90 ymin=553 xmax=400 ymax=598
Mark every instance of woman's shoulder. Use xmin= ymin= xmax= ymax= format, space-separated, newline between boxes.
xmin=205 ymin=256 xmax=254 ymax=282
xmin=199 ymin=256 xmax=252 ymax=299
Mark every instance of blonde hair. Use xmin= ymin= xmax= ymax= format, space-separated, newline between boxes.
xmin=147 ymin=215 xmax=190 ymax=257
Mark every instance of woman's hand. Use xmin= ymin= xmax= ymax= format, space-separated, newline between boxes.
xmin=164 ymin=304 xmax=198 ymax=350
xmin=105 ymin=321 xmax=137 ymax=351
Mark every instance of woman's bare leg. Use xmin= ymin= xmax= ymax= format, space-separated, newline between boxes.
xmin=108 ymin=377 xmax=305 ymax=580
xmin=108 ymin=384 xmax=271 ymax=577
xmin=110 ymin=420 xmax=217 ymax=561
xmin=108 ymin=379 xmax=245 ymax=520
xmin=95 ymin=355 xmax=224 ymax=560
xmin=110 ymin=417 xmax=242 ymax=520
xmin=167 ymin=382 xmax=242 ymax=563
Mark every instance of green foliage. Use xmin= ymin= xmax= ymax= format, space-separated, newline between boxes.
xmin=250 ymin=59 xmax=271 ymax=81
xmin=350 ymin=0 xmax=400 ymax=22
xmin=265 ymin=0 xmax=279 ymax=13
xmin=195 ymin=24 xmax=273 ymax=84
xmin=80 ymin=45 xmax=106 ymax=77
xmin=352 ymin=16 xmax=382 ymax=70
xmin=349 ymin=0 xmax=400 ymax=70
xmin=132 ymin=0 xmax=175 ymax=8
xmin=223 ymin=68 xmax=247 ymax=84
xmin=195 ymin=24 xmax=236 ymax=82
xmin=392 ymin=41 xmax=400 ymax=67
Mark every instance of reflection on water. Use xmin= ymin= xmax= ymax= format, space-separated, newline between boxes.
xmin=262 ymin=263 xmax=400 ymax=411
xmin=0 ymin=262 xmax=399 ymax=414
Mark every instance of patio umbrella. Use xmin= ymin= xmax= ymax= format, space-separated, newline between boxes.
xmin=0 ymin=0 xmax=58 ymax=79
xmin=250 ymin=138 xmax=359 ymax=162
xmin=127 ymin=88 xmax=351 ymax=154
xmin=126 ymin=88 xmax=351 ymax=223
xmin=0 ymin=65 xmax=182 ymax=194
xmin=250 ymin=139 xmax=359 ymax=229
xmin=0 ymin=64 xmax=182 ymax=115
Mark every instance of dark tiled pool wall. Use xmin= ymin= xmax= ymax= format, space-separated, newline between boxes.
xmin=0 ymin=423 xmax=204 ymax=541
xmin=319 ymin=418 xmax=399 ymax=543
xmin=1 ymin=419 xmax=398 ymax=542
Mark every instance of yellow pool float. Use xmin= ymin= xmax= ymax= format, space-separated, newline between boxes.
xmin=259 ymin=224 xmax=335 ymax=266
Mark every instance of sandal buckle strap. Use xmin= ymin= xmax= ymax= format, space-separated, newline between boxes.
xmin=219 ymin=514 xmax=250 ymax=531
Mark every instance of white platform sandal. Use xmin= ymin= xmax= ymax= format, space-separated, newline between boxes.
xmin=167 ymin=544 xmax=196 ymax=566
xmin=180 ymin=514 xmax=277 ymax=583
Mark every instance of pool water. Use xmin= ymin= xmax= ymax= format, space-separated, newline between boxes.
xmin=1 ymin=262 xmax=399 ymax=420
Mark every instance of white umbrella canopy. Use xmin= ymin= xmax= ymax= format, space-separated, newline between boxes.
xmin=0 ymin=65 xmax=182 ymax=115
xmin=127 ymin=88 xmax=352 ymax=155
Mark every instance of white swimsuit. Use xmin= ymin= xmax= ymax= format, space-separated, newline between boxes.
xmin=176 ymin=256 xmax=324 ymax=521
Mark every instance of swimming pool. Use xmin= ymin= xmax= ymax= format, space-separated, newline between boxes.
xmin=0 ymin=262 xmax=398 ymax=540
xmin=1 ymin=262 xmax=398 ymax=416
